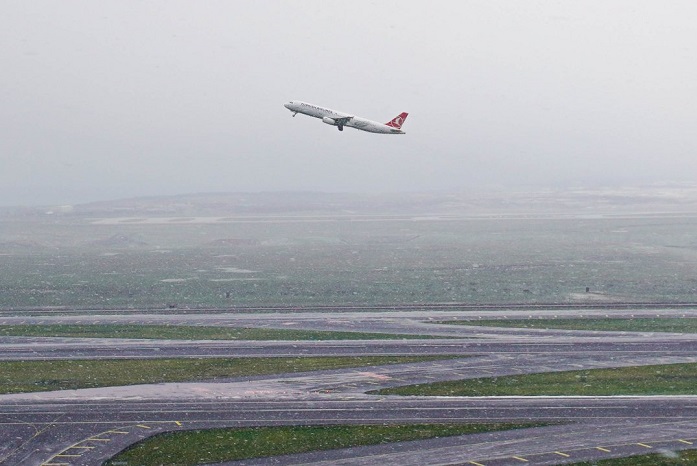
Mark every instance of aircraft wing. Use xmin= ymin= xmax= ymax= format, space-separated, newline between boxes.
xmin=333 ymin=116 xmax=354 ymax=125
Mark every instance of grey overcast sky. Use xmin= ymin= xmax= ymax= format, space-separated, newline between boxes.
xmin=1 ymin=1 xmax=696 ymax=206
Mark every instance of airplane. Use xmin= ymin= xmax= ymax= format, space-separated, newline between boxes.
xmin=284 ymin=100 xmax=408 ymax=134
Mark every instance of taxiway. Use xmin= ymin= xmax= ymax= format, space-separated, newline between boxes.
xmin=1 ymin=306 xmax=697 ymax=465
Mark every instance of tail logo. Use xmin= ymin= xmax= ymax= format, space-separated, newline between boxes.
xmin=386 ymin=112 xmax=408 ymax=129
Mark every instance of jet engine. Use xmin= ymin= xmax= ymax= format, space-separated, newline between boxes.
xmin=322 ymin=117 xmax=336 ymax=126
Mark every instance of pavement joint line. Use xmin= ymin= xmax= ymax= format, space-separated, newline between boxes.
xmin=0 ymin=420 xmax=195 ymax=425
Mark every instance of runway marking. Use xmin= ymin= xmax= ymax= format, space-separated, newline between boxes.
xmin=175 ymin=421 xmax=183 ymax=426
xmin=637 ymin=442 xmax=652 ymax=448
xmin=596 ymin=446 xmax=611 ymax=452
xmin=511 ymin=456 xmax=528 ymax=462
xmin=554 ymin=451 xmax=570 ymax=457
xmin=468 ymin=461 xmax=486 ymax=466
xmin=41 ymin=422 xmax=164 ymax=465
xmin=679 ymin=439 xmax=694 ymax=444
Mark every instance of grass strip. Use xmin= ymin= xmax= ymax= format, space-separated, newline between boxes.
xmin=0 ymin=356 xmax=446 ymax=394
xmin=105 ymin=423 xmax=545 ymax=465
xmin=374 ymin=362 xmax=697 ymax=396
xmin=440 ymin=318 xmax=697 ymax=333
xmin=0 ymin=324 xmax=438 ymax=340
xmin=572 ymin=449 xmax=697 ymax=465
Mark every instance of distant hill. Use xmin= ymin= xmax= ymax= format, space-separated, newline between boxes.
xmin=4 ymin=186 xmax=697 ymax=219
xmin=89 ymin=234 xmax=148 ymax=248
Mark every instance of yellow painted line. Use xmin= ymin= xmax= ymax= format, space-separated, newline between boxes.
xmin=137 ymin=424 xmax=151 ymax=429
xmin=86 ymin=438 xmax=110 ymax=442
xmin=596 ymin=447 xmax=611 ymax=452
xmin=55 ymin=454 xmax=81 ymax=458
xmin=174 ymin=421 xmax=183 ymax=426
xmin=107 ymin=430 xmax=129 ymax=434
xmin=41 ymin=463 xmax=69 ymax=466
xmin=512 ymin=456 xmax=529 ymax=462
xmin=637 ymin=443 xmax=652 ymax=449
xmin=554 ymin=451 xmax=570 ymax=458
xmin=67 ymin=446 xmax=94 ymax=449
xmin=469 ymin=462 xmax=486 ymax=466
xmin=679 ymin=439 xmax=694 ymax=445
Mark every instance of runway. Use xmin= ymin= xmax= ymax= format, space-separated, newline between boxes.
xmin=5 ymin=395 xmax=697 ymax=465
xmin=2 ymin=306 xmax=697 ymax=465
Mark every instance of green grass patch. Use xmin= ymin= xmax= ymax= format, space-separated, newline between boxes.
xmin=573 ymin=449 xmax=697 ymax=465
xmin=6 ymin=213 xmax=697 ymax=308
xmin=0 ymin=356 xmax=446 ymax=394
xmin=105 ymin=423 xmax=546 ymax=465
xmin=441 ymin=318 xmax=697 ymax=333
xmin=0 ymin=324 xmax=438 ymax=340
xmin=374 ymin=362 xmax=697 ymax=396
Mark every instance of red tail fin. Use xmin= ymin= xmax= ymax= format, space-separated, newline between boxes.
xmin=385 ymin=112 xmax=408 ymax=129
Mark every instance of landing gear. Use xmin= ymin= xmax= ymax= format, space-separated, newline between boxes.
xmin=292 ymin=112 xmax=297 ymax=117
xmin=337 ymin=125 xmax=343 ymax=131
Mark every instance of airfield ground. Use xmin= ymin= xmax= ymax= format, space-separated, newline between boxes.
xmin=3 ymin=191 xmax=697 ymax=465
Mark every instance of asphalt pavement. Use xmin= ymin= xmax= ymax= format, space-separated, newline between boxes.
xmin=2 ymin=306 xmax=697 ymax=465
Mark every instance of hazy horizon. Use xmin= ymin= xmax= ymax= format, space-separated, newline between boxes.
xmin=3 ymin=1 xmax=696 ymax=206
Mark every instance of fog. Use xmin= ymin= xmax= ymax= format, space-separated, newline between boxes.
xmin=2 ymin=1 xmax=696 ymax=206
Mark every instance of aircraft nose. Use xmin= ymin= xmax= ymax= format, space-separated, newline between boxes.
xmin=284 ymin=102 xmax=292 ymax=109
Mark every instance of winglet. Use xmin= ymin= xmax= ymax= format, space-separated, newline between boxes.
xmin=385 ymin=112 xmax=408 ymax=129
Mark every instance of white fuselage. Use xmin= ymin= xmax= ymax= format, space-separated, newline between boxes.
xmin=284 ymin=101 xmax=405 ymax=134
